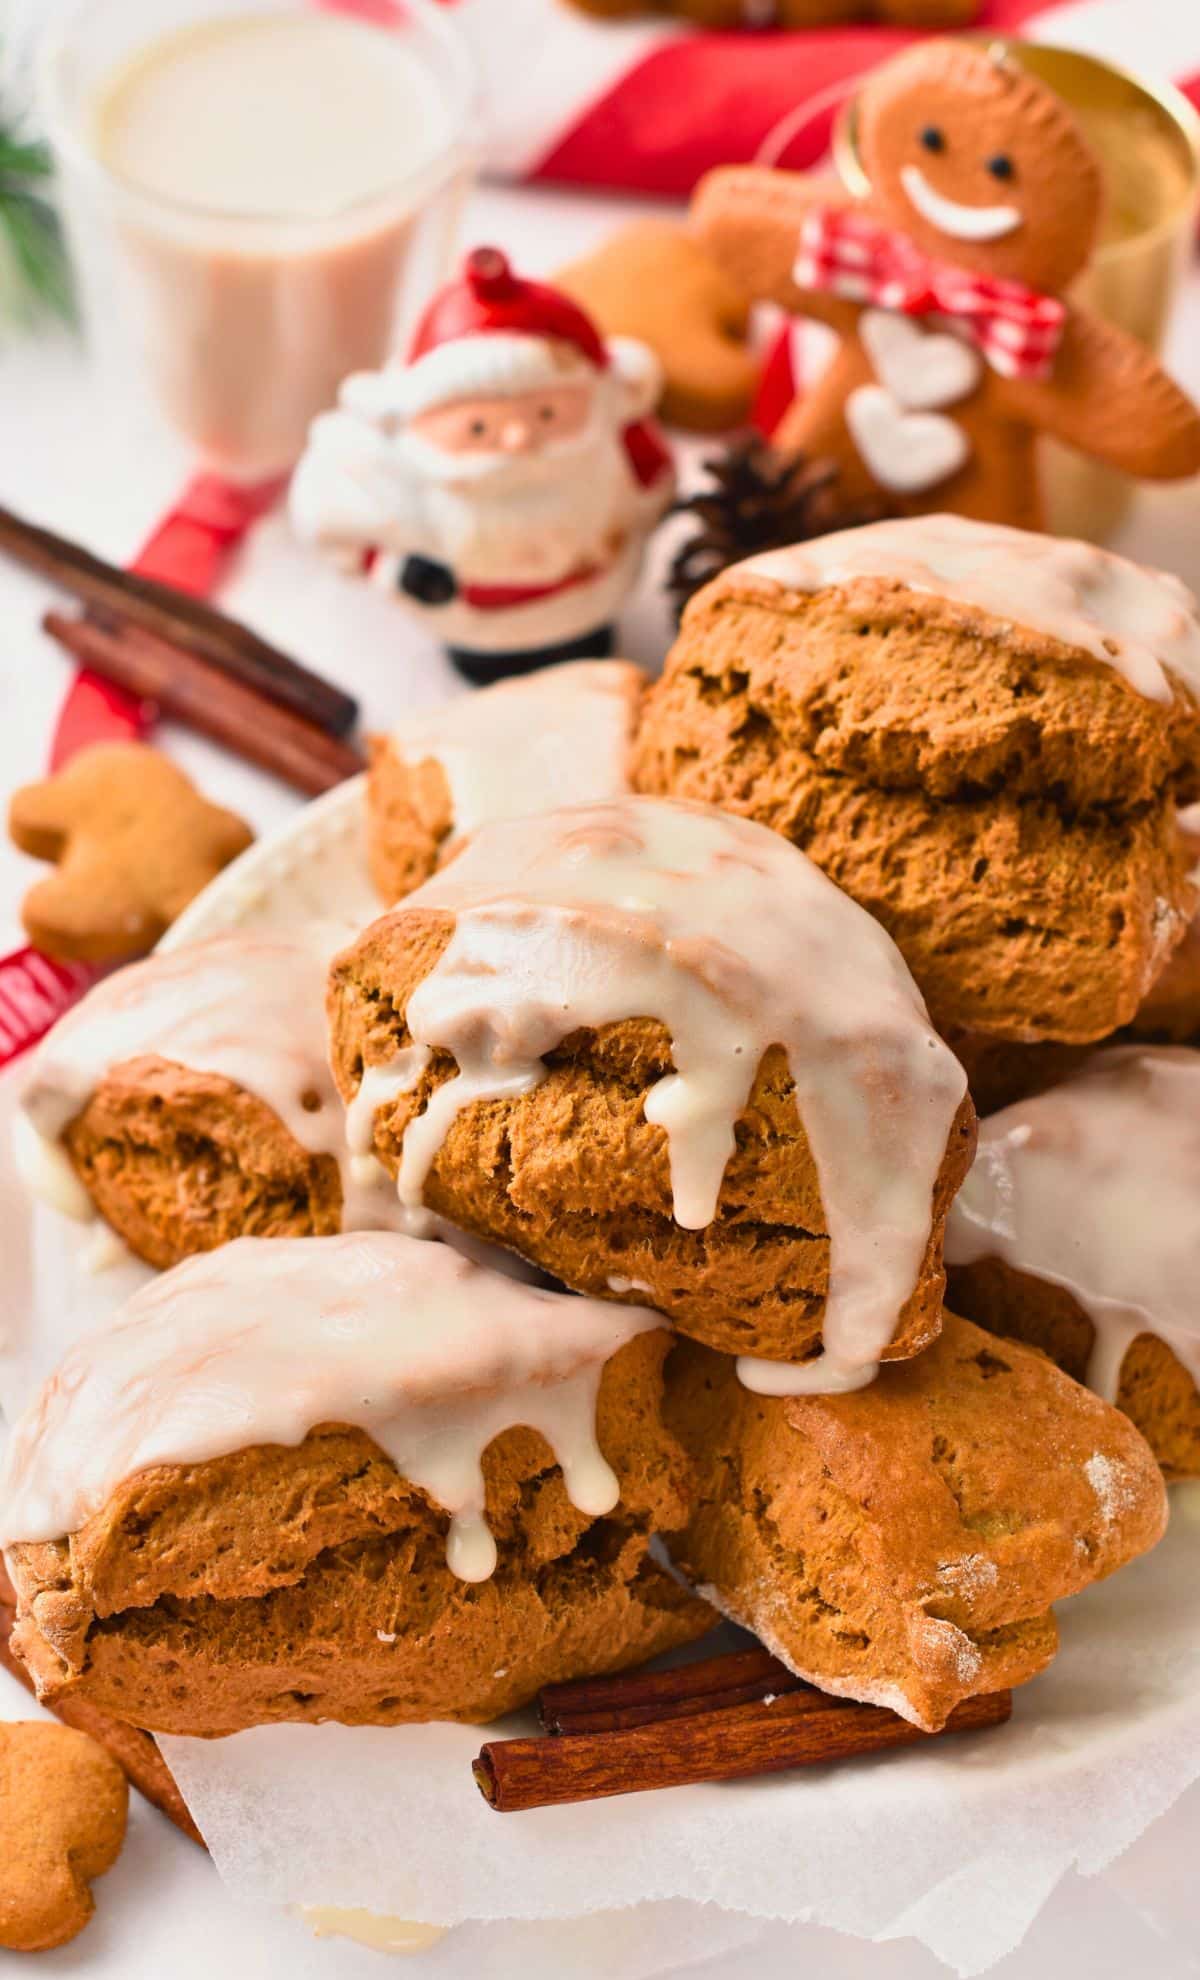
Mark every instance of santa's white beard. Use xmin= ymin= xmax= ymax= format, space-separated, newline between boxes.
xmin=393 ymin=412 xmax=636 ymax=585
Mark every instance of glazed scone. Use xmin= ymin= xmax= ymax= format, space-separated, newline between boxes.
xmin=663 ymin=1312 xmax=1167 ymax=1732
xmin=329 ymin=796 xmax=974 ymax=1390
xmin=368 ymin=659 xmax=644 ymax=903
xmin=1 ymin=1235 xmax=711 ymax=1736
xmin=16 ymin=930 xmax=394 ymax=1270
xmin=633 ymin=516 xmax=1200 ymax=1043
xmin=947 ymin=1046 xmax=1200 ymax=1478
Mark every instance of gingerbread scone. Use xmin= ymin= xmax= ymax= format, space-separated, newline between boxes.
xmin=10 ymin=741 xmax=253 ymax=965
xmin=663 ymin=1312 xmax=1167 ymax=1732
xmin=330 ymin=796 xmax=974 ymax=1391
xmin=633 ymin=516 xmax=1200 ymax=1042
xmin=0 ymin=1721 xmax=128 ymax=1952
xmin=368 ymin=659 xmax=644 ymax=904
xmin=690 ymin=40 xmax=1200 ymax=527
xmin=947 ymin=1047 xmax=1200 ymax=1479
xmin=16 ymin=927 xmax=402 ymax=1269
xmin=1 ymin=1235 xmax=711 ymax=1736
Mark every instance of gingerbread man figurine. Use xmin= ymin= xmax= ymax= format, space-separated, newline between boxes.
xmin=692 ymin=39 xmax=1200 ymax=528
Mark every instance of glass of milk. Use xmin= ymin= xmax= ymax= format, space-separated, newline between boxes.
xmin=39 ymin=0 xmax=477 ymax=480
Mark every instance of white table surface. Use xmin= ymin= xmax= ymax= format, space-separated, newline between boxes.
xmin=4 ymin=163 xmax=1200 ymax=1978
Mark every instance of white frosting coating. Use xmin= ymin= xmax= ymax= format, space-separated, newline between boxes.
xmin=386 ymin=659 xmax=641 ymax=849
xmin=899 ymin=165 xmax=1022 ymax=243
xmin=350 ymin=797 xmax=966 ymax=1394
xmin=945 ymin=1047 xmax=1200 ymax=1400
xmin=740 ymin=514 xmax=1200 ymax=706
xmin=0 ymin=1232 xmax=658 ymax=1579
xmin=859 ymin=310 xmax=982 ymax=413
xmin=844 ymin=386 xmax=970 ymax=494
xmin=17 ymin=928 xmax=398 ymax=1234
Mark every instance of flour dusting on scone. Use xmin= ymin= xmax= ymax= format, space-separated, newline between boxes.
xmin=663 ymin=1312 xmax=1167 ymax=1731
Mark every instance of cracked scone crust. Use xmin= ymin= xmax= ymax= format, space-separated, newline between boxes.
xmin=61 ymin=1057 xmax=342 ymax=1270
xmin=662 ymin=1312 xmax=1168 ymax=1730
xmin=632 ymin=576 xmax=1199 ymax=1042
xmin=5 ymin=1332 xmax=712 ymax=1737
xmin=947 ymin=1257 xmax=1200 ymax=1481
xmin=327 ymin=910 xmax=976 ymax=1364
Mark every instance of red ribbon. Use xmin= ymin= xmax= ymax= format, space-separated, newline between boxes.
xmin=793 ymin=206 xmax=1066 ymax=382
xmin=2 ymin=473 xmax=283 ymax=1070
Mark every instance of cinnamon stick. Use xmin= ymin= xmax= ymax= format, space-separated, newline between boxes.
xmin=474 ymin=1686 xmax=1012 ymax=1812
xmin=0 ymin=501 xmax=357 ymax=737
xmin=0 ymin=1583 xmax=203 ymax=1846
xmin=44 ymin=611 xmax=365 ymax=798
xmin=541 ymin=1646 xmax=823 ymax=1735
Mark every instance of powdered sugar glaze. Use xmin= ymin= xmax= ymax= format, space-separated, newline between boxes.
xmin=387 ymin=658 xmax=642 ymax=844
xmin=737 ymin=514 xmax=1200 ymax=705
xmin=946 ymin=1047 xmax=1200 ymax=1399
xmin=17 ymin=927 xmax=397 ymax=1233
xmin=347 ymin=796 xmax=967 ymax=1396
xmin=0 ymin=1232 xmax=657 ymax=1580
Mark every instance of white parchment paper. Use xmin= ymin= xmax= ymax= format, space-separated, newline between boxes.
xmin=157 ymin=1488 xmax=1200 ymax=1978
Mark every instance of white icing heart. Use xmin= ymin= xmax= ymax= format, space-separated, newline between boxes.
xmin=859 ymin=309 xmax=981 ymax=412
xmin=845 ymin=385 xmax=970 ymax=495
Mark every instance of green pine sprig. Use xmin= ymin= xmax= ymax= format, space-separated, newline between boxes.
xmin=0 ymin=110 xmax=74 ymax=332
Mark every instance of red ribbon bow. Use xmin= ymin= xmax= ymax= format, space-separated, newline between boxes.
xmin=793 ymin=207 xmax=1066 ymax=382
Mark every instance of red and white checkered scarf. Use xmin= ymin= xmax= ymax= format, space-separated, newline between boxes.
xmin=793 ymin=206 xmax=1066 ymax=382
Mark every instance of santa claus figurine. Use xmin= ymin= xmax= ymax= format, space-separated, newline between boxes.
xmin=290 ymin=246 xmax=675 ymax=683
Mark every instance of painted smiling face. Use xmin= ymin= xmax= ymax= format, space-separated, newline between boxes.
xmin=859 ymin=40 xmax=1104 ymax=291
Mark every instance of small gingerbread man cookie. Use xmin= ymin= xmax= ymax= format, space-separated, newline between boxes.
xmin=0 ymin=1720 xmax=129 ymax=1951
xmin=10 ymin=741 xmax=253 ymax=964
xmin=562 ymin=2 xmax=979 ymax=24
xmin=691 ymin=39 xmax=1200 ymax=527
xmin=559 ymin=222 xmax=758 ymax=431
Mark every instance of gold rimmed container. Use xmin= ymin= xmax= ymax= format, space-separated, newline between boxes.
xmin=834 ymin=41 xmax=1200 ymax=541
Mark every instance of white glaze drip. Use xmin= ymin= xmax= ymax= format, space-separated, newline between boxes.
xmin=17 ymin=928 xmax=400 ymax=1236
xmin=386 ymin=659 xmax=642 ymax=849
xmin=738 ymin=514 xmax=1200 ymax=706
xmin=946 ymin=1046 xmax=1200 ymax=1400
xmin=351 ymin=797 xmax=966 ymax=1393
xmin=0 ymin=1232 xmax=656 ymax=1575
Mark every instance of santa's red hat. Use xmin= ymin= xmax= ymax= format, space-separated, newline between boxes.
xmin=344 ymin=247 xmax=662 ymax=422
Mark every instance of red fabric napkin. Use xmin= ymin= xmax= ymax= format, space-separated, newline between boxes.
xmin=445 ymin=0 xmax=1200 ymax=198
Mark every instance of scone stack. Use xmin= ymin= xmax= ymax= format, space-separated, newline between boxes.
xmin=3 ymin=517 xmax=1196 ymax=1791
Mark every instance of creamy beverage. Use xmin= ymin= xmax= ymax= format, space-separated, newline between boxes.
xmin=60 ymin=6 xmax=470 ymax=476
